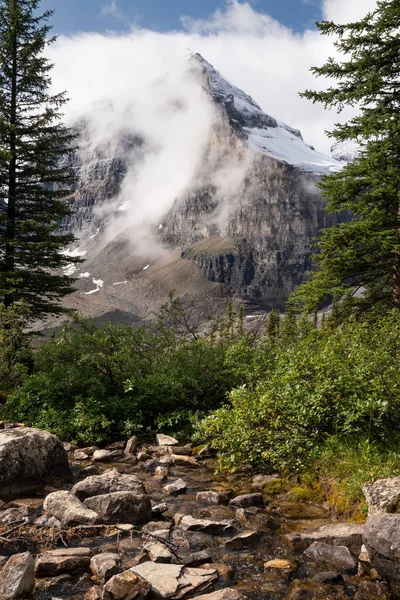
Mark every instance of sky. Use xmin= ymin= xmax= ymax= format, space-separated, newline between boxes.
xmin=41 ymin=0 xmax=322 ymax=36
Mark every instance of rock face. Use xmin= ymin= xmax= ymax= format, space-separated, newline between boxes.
xmin=56 ymin=53 xmax=344 ymax=324
xmin=363 ymin=513 xmax=400 ymax=582
xmin=0 ymin=427 xmax=72 ymax=498
xmin=0 ymin=552 xmax=35 ymax=599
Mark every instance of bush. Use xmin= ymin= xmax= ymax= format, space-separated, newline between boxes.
xmin=195 ymin=311 xmax=400 ymax=472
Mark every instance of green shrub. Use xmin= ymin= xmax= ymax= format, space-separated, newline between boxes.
xmin=195 ymin=311 xmax=400 ymax=472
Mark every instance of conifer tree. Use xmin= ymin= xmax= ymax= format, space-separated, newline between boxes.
xmin=0 ymin=0 xmax=79 ymax=318
xmin=293 ymin=0 xmax=400 ymax=317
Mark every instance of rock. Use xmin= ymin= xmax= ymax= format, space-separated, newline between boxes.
xmin=74 ymin=451 xmax=90 ymax=461
xmin=0 ymin=552 xmax=35 ymax=599
xmin=130 ymin=562 xmax=218 ymax=599
xmin=194 ymin=590 xmax=246 ymax=600
xmin=90 ymin=553 xmax=121 ymax=582
xmin=170 ymin=454 xmax=200 ymax=468
xmin=163 ymin=479 xmax=187 ymax=496
xmin=251 ymin=474 xmax=279 ymax=488
xmin=312 ymin=572 xmax=343 ymax=584
xmin=196 ymin=491 xmax=231 ymax=505
xmin=144 ymin=541 xmax=175 ymax=563
xmin=92 ymin=449 xmax=123 ymax=461
xmin=224 ymin=530 xmax=260 ymax=549
xmin=154 ymin=466 xmax=169 ymax=479
xmin=0 ymin=505 xmax=34 ymax=524
xmin=84 ymin=492 xmax=152 ymax=524
xmin=0 ymin=556 xmax=8 ymax=570
xmin=183 ymin=551 xmax=213 ymax=567
xmin=72 ymin=468 xmax=145 ymax=500
xmin=229 ymin=493 xmax=264 ymax=509
xmin=34 ymin=514 xmax=62 ymax=527
xmin=107 ymin=441 xmax=126 ymax=451
xmin=177 ymin=515 xmax=236 ymax=534
xmin=103 ymin=570 xmax=151 ymax=600
xmin=286 ymin=523 xmax=364 ymax=555
xmin=151 ymin=502 xmax=168 ymax=516
xmin=124 ymin=436 xmax=138 ymax=455
xmin=171 ymin=446 xmax=193 ymax=456
xmin=304 ymin=542 xmax=357 ymax=573
xmin=156 ymin=434 xmax=179 ymax=446
xmin=363 ymin=476 xmax=400 ymax=515
xmin=363 ymin=513 xmax=400 ymax=582
xmin=43 ymin=491 xmax=99 ymax=525
xmin=35 ymin=548 xmax=92 ymax=576
xmin=0 ymin=427 xmax=71 ymax=498
xmin=264 ymin=559 xmax=295 ymax=570
xmin=200 ymin=564 xmax=235 ymax=579
xmin=137 ymin=452 xmax=151 ymax=462
xmin=85 ymin=586 xmax=103 ymax=600
xmin=142 ymin=521 xmax=171 ymax=540
xmin=80 ymin=446 xmax=100 ymax=455
xmin=196 ymin=444 xmax=215 ymax=459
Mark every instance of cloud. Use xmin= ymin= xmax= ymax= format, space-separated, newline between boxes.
xmin=101 ymin=0 xmax=123 ymax=21
xmin=47 ymin=0 xmax=378 ymax=248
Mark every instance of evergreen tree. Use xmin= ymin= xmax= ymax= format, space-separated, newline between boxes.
xmin=293 ymin=0 xmax=400 ymax=318
xmin=0 ymin=0 xmax=79 ymax=318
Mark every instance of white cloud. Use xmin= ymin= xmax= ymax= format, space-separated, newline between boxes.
xmin=47 ymin=0 xmax=378 ymax=247
xmin=101 ymin=0 xmax=123 ymax=21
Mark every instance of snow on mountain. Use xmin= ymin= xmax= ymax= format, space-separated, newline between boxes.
xmin=330 ymin=140 xmax=362 ymax=163
xmin=192 ymin=53 xmax=341 ymax=175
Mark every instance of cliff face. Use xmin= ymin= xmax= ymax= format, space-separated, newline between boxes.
xmin=60 ymin=54 xmax=341 ymax=318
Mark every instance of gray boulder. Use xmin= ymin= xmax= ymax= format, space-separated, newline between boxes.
xmin=0 ymin=552 xmax=35 ymax=599
xmin=84 ymin=491 xmax=152 ymax=524
xmin=363 ymin=476 xmax=400 ymax=514
xmin=156 ymin=434 xmax=178 ymax=446
xmin=163 ymin=479 xmax=187 ymax=496
xmin=0 ymin=427 xmax=71 ymax=498
xmin=364 ymin=513 xmax=400 ymax=582
xmin=286 ymin=523 xmax=364 ymax=555
xmin=229 ymin=493 xmax=264 ymax=509
xmin=176 ymin=514 xmax=235 ymax=534
xmin=72 ymin=468 xmax=145 ymax=500
xmin=90 ymin=552 xmax=121 ymax=582
xmin=43 ymin=490 xmax=99 ymax=525
xmin=92 ymin=449 xmax=123 ymax=461
xmin=303 ymin=542 xmax=357 ymax=573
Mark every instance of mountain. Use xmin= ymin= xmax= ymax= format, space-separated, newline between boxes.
xmin=52 ymin=54 xmax=343 ymax=327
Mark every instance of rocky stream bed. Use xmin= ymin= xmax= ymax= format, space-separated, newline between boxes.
xmin=0 ymin=427 xmax=399 ymax=599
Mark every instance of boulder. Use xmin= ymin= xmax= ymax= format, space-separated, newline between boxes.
xmin=72 ymin=468 xmax=145 ymax=500
xmin=0 ymin=427 xmax=71 ymax=498
xmin=156 ymin=434 xmax=179 ymax=446
xmin=183 ymin=551 xmax=213 ymax=567
xmin=363 ymin=476 xmax=400 ymax=515
xmin=84 ymin=492 xmax=152 ymax=524
xmin=196 ymin=491 xmax=231 ymax=505
xmin=74 ymin=451 xmax=90 ymax=461
xmin=170 ymin=455 xmax=200 ymax=468
xmin=363 ymin=513 xmax=400 ymax=582
xmin=151 ymin=502 xmax=168 ymax=516
xmin=35 ymin=547 xmax=92 ymax=576
xmin=224 ymin=530 xmax=260 ymax=549
xmin=144 ymin=541 xmax=175 ymax=563
xmin=0 ymin=552 xmax=35 ymax=599
xmin=0 ymin=505 xmax=34 ymax=524
xmin=303 ymin=542 xmax=357 ymax=573
xmin=171 ymin=446 xmax=193 ymax=456
xmin=85 ymin=586 xmax=103 ymax=600
xmin=92 ymin=449 xmax=123 ymax=461
xmin=137 ymin=452 xmax=151 ymax=462
xmin=130 ymin=562 xmax=218 ymax=599
xmin=177 ymin=515 xmax=236 ymax=534
xmin=163 ymin=479 xmax=187 ymax=496
xmin=90 ymin=552 xmax=121 ymax=582
xmin=154 ymin=466 xmax=169 ymax=480
xmin=251 ymin=474 xmax=279 ymax=488
xmin=124 ymin=436 xmax=138 ymax=455
xmin=43 ymin=490 xmax=99 ymax=525
xmin=229 ymin=493 xmax=264 ymax=509
xmin=286 ymin=523 xmax=364 ymax=555
xmin=103 ymin=570 xmax=151 ymax=600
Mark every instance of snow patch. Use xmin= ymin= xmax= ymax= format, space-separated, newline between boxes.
xmin=143 ymin=265 xmax=149 ymax=271
xmin=89 ymin=228 xmax=100 ymax=240
xmin=113 ymin=281 xmax=128 ymax=285
xmin=63 ymin=247 xmax=87 ymax=258
xmin=79 ymin=272 xmax=91 ymax=278
xmin=63 ymin=264 xmax=77 ymax=277
xmin=85 ymin=278 xmax=104 ymax=295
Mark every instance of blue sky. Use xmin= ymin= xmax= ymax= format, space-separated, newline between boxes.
xmin=41 ymin=0 xmax=322 ymax=36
